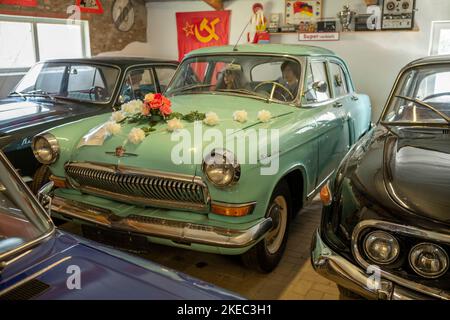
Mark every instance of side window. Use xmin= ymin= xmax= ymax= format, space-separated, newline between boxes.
xmin=330 ymin=62 xmax=349 ymax=97
xmin=67 ymin=65 xmax=118 ymax=102
xmin=304 ymin=61 xmax=331 ymax=103
xmin=155 ymin=66 xmax=176 ymax=92
xmin=119 ymin=68 xmax=155 ymax=103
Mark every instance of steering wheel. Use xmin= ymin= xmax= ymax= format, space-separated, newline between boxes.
xmin=254 ymin=81 xmax=294 ymax=102
xmin=89 ymin=86 xmax=107 ymax=101
xmin=422 ymin=92 xmax=450 ymax=101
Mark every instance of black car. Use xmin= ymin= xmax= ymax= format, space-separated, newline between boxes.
xmin=311 ymin=55 xmax=450 ymax=300
xmin=0 ymin=57 xmax=178 ymax=193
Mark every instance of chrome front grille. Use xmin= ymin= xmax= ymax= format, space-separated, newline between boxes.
xmin=64 ymin=162 xmax=209 ymax=212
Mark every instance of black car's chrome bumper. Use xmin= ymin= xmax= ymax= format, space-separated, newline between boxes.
xmin=311 ymin=230 xmax=443 ymax=300
xmin=50 ymin=196 xmax=272 ymax=249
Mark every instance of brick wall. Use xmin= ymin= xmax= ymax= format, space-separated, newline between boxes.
xmin=0 ymin=0 xmax=147 ymax=55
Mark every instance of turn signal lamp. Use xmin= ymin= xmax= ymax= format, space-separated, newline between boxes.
xmin=211 ymin=202 xmax=255 ymax=217
xmin=320 ymin=182 xmax=332 ymax=206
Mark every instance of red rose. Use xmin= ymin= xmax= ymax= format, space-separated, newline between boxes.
xmin=160 ymin=103 xmax=172 ymax=116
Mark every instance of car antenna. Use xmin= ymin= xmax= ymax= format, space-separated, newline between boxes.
xmin=233 ymin=15 xmax=252 ymax=52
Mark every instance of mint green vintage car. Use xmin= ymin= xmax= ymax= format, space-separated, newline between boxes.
xmin=33 ymin=44 xmax=371 ymax=272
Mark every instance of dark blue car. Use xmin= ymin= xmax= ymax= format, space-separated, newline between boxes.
xmin=0 ymin=57 xmax=178 ymax=193
xmin=0 ymin=146 xmax=241 ymax=300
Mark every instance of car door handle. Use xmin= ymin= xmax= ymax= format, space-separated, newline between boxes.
xmin=333 ymin=102 xmax=343 ymax=108
xmin=351 ymin=95 xmax=359 ymax=101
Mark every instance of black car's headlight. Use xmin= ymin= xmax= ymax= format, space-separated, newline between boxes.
xmin=409 ymin=243 xmax=449 ymax=278
xmin=202 ymin=148 xmax=240 ymax=187
xmin=32 ymin=133 xmax=59 ymax=164
xmin=363 ymin=230 xmax=400 ymax=264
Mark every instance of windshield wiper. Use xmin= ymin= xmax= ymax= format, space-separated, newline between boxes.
xmin=169 ymin=84 xmax=215 ymax=95
xmin=8 ymin=91 xmax=26 ymax=100
xmin=23 ymin=90 xmax=56 ymax=101
xmin=394 ymin=95 xmax=450 ymax=124
xmin=216 ymin=88 xmax=266 ymax=100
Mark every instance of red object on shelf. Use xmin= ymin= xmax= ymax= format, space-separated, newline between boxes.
xmin=255 ymin=31 xmax=270 ymax=44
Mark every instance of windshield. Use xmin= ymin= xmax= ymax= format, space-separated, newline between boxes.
xmin=0 ymin=152 xmax=52 ymax=259
xmin=382 ymin=64 xmax=450 ymax=125
xmin=165 ymin=55 xmax=301 ymax=103
xmin=14 ymin=62 xmax=120 ymax=103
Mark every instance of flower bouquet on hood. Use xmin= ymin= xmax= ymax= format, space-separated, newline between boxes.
xmin=123 ymin=93 xmax=173 ymax=125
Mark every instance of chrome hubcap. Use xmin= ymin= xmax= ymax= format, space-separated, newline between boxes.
xmin=265 ymin=195 xmax=287 ymax=254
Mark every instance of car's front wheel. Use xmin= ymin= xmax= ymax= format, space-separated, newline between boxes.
xmin=30 ymin=165 xmax=51 ymax=194
xmin=242 ymin=180 xmax=291 ymax=273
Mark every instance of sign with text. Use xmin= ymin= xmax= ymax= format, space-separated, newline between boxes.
xmin=298 ymin=32 xmax=339 ymax=41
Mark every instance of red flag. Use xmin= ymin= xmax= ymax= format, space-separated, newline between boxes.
xmin=176 ymin=10 xmax=230 ymax=61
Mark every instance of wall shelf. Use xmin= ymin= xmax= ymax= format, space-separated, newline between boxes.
xmin=269 ymin=25 xmax=419 ymax=36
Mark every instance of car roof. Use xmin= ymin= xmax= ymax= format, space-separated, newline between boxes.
xmin=42 ymin=56 xmax=178 ymax=67
xmin=406 ymin=54 xmax=450 ymax=67
xmin=186 ymin=44 xmax=336 ymax=57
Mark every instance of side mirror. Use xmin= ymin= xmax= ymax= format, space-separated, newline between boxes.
xmin=313 ymin=81 xmax=328 ymax=93
xmin=37 ymin=181 xmax=54 ymax=218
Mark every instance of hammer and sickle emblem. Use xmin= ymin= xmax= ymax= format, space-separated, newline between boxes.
xmin=194 ymin=18 xmax=220 ymax=43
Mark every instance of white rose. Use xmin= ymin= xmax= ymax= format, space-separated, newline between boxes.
xmin=167 ymin=118 xmax=184 ymax=132
xmin=203 ymin=112 xmax=220 ymax=126
xmin=121 ymin=99 xmax=143 ymax=115
xmin=104 ymin=121 xmax=122 ymax=136
xmin=128 ymin=127 xmax=146 ymax=144
xmin=111 ymin=111 xmax=125 ymax=122
xmin=233 ymin=110 xmax=248 ymax=123
xmin=257 ymin=109 xmax=272 ymax=123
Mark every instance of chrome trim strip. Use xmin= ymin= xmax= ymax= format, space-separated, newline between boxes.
xmin=307 ymin=170 xmax=335 ymax=200
xmin=351 ymin=220 xmax=450 ymax=300
xmin=211 ymin=201 xmax=257 ymax=208
xmin=0 ymin=256 xmax=71 ymax=297
xmin=51 ymin=197 xmax=272 ymax=249
xmin=311 ymin=230 xmax=435 ymax=300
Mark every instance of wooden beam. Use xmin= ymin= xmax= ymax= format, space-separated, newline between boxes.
xmin=203 ymin=0 xmax=223 ymax=10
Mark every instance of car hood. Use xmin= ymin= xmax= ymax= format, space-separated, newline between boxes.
xmin=383 ymin=130 xmax=450 ymax=224
xmin=0 ymin=97 xmax=102 ymax=134
xmin=69 ymin=94 xmax=294 ymax=176
xmin=0 ymin=231 xmax=241 ymax=300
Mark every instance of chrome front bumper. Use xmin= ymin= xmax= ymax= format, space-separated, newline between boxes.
xmin=50 ymin=196 xmax=273 ymax=249
xmin=311 ymin=230 xmax=441 ymax=300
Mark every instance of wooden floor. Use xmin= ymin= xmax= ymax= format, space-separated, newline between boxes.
xmin=61 ymin=197 xmax=342 ymax=300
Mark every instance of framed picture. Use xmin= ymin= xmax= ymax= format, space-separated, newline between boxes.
xmin=285 ymin=0 xmax=322 ymax=25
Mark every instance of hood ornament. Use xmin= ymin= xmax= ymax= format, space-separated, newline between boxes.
xmin=106 ymin=146 xmax=138 ymax=158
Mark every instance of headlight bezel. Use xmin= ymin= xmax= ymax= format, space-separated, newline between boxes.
xmin=409 ymin=242 xmax=449 ymax=279
xmin=202 ymin=148 xmax=241 ymax=188
xmin=363 ymin=230 xmax=401 ymax=265
xmin=32 ymin=133 xmax=60 ymax=165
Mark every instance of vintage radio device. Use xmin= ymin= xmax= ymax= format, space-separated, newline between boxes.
xmin=382 ymin=0 xmax=416 ymax=30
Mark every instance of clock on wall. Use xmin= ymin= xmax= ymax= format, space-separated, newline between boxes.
xmin=112 ymin=0 xmax=135 ymax=32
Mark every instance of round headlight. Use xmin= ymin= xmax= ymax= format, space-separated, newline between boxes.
xmin=363 ymin=230 xmax=400 ymax=264
xmin=32 ymin=133 xmax=59 ymax=165
xmin=202 ymin=149 xmax=240 ymax=187
xmin=409 ymin=243 xmax=449 ymax=278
